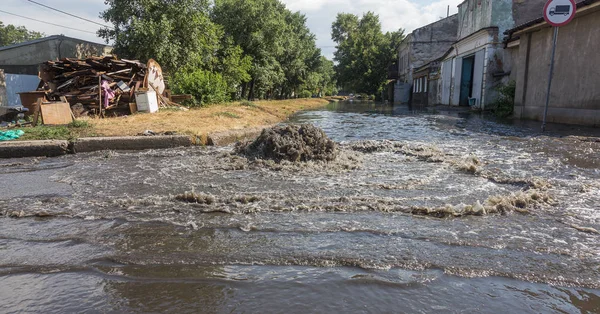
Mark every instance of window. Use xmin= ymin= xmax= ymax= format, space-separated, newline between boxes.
xmin=424 ymin=77 xmax=428 ymax=93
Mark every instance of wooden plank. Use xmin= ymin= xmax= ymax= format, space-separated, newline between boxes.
xmin=32 ymin=98 xmax=42 ymax=127
xmin=40 ymin=101 xmax=73 ymax=125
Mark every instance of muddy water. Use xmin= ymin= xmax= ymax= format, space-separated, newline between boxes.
xmin=1 ymin=102 xmax=599 ymax=313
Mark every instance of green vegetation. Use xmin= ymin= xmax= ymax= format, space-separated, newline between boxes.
xmin=491 ymin=81 xmax=516 ymax=118
xmin=214 ymin=112 xmax=241 ymax=119
xmin=331 ymin=12 xmax=404 ymax=99
xmin=240 ymin=100 xmax=258 ymax=108
xmin=0 ymin=21 xmax=44 ymax=46
xmin=18 ymin=120 xmax=94 ymax=141
xmin=171 ymin=69 xmax=229 ymax=106
xmin=99 ymin=0 xmax=336 ymax=104
xmin=299 ymin=90 xmax=312 ymax=99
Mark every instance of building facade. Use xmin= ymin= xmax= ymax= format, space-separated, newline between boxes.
xmin=393 ymin=14 xmax=458 ymax=104
xmin=506 ymin=0 xmax=600 ymax=126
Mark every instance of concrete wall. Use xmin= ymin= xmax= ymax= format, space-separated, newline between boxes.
xmin=410 ymin=14 xmax=459 ymax=72
xmin=457 ymin=0 xmax=493 ymax=39
xmin=514 ymin=11 xmax=600 ymax=126
xmin=458 ymin=0 xmax=515 ymax=39
xmin=512 ymin=0 xmax=547 ymax=26
xmin=395 ymin=15 xmax=458 ymax=104
xmin=0 ymin=36 xmax=111 ymax=75
xmin=0 ymin=70 xmax=6 ymax=106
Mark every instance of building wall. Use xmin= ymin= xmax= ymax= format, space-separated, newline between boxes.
xmin=457 ymin=0 xmax=493 ymax=39
xmin=0 ymin=36 xmax=111 ymax=75
xmin=457 ymin=0 xmax=515 ymax=39
xmin=441 ymin=28 xmax=505 ymax=109
xmin=410 ymin=14 xmax=458 ymax=74
xmin=513 ymin=11 xmax=600 ymax=126
xmin=0 ymin=70 xmax=6 ymax=106
xmin=395 ymin=15 xmax=458 ymax=104
xmin=512 ymin=0 xmax=547 ymax=26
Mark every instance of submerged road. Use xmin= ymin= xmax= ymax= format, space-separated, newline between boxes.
xmin=1 ymin=102 xmax=599 ymax=313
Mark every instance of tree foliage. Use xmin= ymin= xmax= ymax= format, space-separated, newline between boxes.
xmin=99 ymin=0 xmax=336 ymax=103
xmin=212 ymin=0 xmax=334 ymax=100
xmin=331 ymin=12 xmax=404 ymax=96
xmin=99 ymin=0 xmax=220 ymax=72
xmin=0 ymin=21 xmax=44 ymax=47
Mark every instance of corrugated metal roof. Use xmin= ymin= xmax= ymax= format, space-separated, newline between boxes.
xmin=505 ymin=0 xmax=600 ymax=35
xmin=0 ymin=35 xmax=110 ymax=52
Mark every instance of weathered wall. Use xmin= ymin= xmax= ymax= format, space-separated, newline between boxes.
xmin=514 ymin=11 xmax=600 ymax=126
xmin=410 ymin=14 xmax=458 ymax=72
xmin=512 ymin=0 xmax=547 ymax=26
xmin=396 ymin=15 xmax=458 ymax=104
xmin=457 ymin=0 xmax=493 ymax=39
xmin=458 ymin=0 xmax=515 ymax=39
xmin=0 ymin=69 xmax=6 ymax=106
xmin=397 ymin=35 xmax=413 ymax=83
xmin=0 ymin=36 xmax=111 ymax=75
xmin=491 ymin=0 xmax=516 ymax=36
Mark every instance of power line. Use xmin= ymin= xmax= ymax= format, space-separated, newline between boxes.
xmin=0 ymin=9 xmax=97 ymax=34
xmin=25 ymin=0 xmax=113 ymax=29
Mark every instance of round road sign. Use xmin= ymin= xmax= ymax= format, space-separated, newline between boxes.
xmin=544 ymin=0 xmax=577 ymax=27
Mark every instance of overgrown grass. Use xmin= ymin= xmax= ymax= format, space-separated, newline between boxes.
xmin=18 ymin=120 xmax=95 ymax=141
xmin=213 ymin=112 xmax=241 ymax=119
xmin=240 ymin=100 xmax=258 ymax=108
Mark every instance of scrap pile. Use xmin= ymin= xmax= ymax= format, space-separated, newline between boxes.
xmin=38 ymin=56 xmax=182 ymax=117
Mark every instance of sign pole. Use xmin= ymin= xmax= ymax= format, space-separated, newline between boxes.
xmin=542 ymin=27 xmax=559 ymax=132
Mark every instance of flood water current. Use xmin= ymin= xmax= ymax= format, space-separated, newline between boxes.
xmin=1 ymin=101 xmax=599 ymax=313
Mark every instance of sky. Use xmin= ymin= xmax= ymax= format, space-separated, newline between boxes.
xmin=0 ymin=0 xmax=462 ymax=59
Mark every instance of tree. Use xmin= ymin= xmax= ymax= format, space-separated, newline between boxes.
xmin=99 ymin=0 xmax=252 ymax=104
xmin=212 ymin=0 xmax=330 ymax=100
xmin=99 ymin=0 xmax=221 ymax=72
xmin=0 ymin=21 xmax=44 ymax=47
xmin=331 ymin=12 xmax=404 ymax=97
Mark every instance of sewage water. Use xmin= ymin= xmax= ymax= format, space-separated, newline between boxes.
xmin=1 ymin=102 xmax=599 ymax=313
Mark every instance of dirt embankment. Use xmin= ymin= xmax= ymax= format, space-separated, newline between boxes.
xmin=89 ymin=98 xmax=329 ymax=144
xmin=16 ymin=98 xmax=329 ymax=143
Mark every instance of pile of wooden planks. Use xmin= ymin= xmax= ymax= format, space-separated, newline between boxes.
xmin=38 ymin=56 xmax=184 ymax=117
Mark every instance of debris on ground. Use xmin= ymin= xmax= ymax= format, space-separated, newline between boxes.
xmin=37 ymin=56 xmax=186 ymax=116
xmin=236 ymin=124 xmax=338 ymax=163
xmin=0 ymin=129 xmax=24 ymax=141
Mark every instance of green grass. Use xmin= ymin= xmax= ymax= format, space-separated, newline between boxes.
xmin=18 ymin=120 xmax=95 ymax=141
xmin=240 ymin=100 xmax=258 ymax=108
xmin=213 ymin=112 xmax=241 ymax=119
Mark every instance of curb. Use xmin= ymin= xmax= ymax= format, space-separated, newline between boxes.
xmin=72 ymin=135 xmax=193 ymax=153
xmin=0 ymin=140 xmax=69 ymax=158
xmin=0 ymin=135 xmax=193 ymax=158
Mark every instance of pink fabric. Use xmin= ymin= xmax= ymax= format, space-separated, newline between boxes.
xmin=101 ymin=80 xmax=116 ymax=108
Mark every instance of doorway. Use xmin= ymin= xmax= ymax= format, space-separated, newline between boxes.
xmin=459 ymin=56 xmax=475 ymax=106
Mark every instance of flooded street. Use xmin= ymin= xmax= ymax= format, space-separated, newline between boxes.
xmin=1 ymin=102 xmax=599 ymax=313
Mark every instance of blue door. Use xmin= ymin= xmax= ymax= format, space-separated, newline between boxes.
xmin=459 ymin=56 xmax=475 ymax=106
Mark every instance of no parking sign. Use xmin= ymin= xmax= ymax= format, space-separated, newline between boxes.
xmin=541 ymin=0 xmax=577 ymax=131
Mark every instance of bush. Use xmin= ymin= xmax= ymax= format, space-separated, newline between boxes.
xmin=299 ymin=90 xmax=312 ymax=98
xmin=369 ymin=94 xmax=376 ymax=101
xmin=171 ymin=69 xmax=230 ymax=107
xmin=491 ymin=81 xmax=516 ymax=118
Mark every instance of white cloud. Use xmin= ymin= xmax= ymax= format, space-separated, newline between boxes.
xmin=282 ymin=0 xmax=462 ymax=59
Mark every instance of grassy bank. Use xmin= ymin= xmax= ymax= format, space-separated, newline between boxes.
xmin=16 ymin=98 xmax=331 ymax=143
